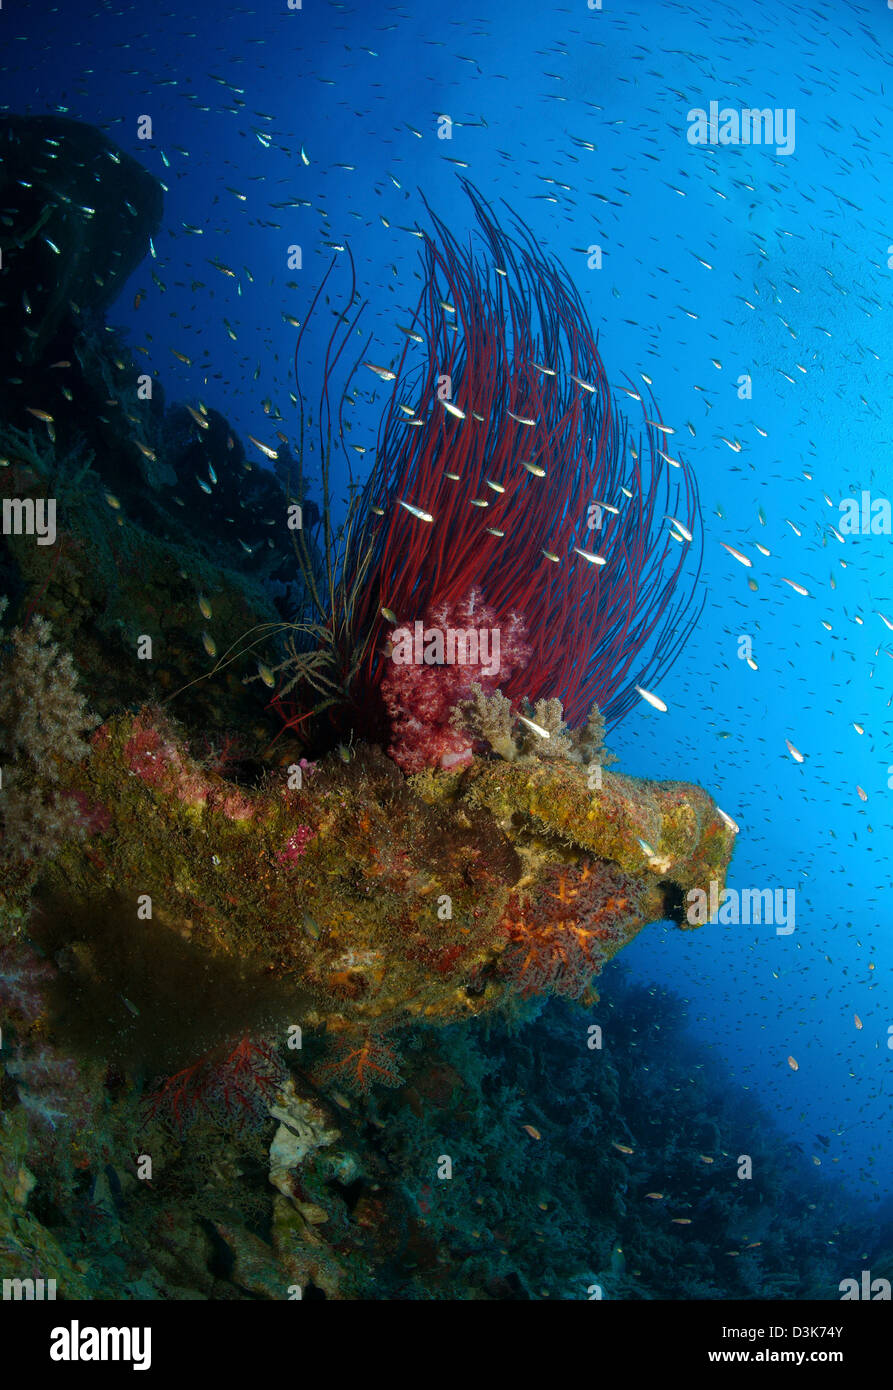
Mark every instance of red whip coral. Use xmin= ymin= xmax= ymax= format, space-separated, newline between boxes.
xmin=299 ymin=184 xmax=705 ymax=744
xmin=381 ymin=590 xmax=530 ymax=772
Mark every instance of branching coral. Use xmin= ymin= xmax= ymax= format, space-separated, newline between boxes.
xmin=313 ymin=1031 xmax=403 ymax=1097
xmin=147 ymin=1037 xmax=286 ymax=1133
xmin=451 ymin=681 xmax=616 ymax=769
xmin=449 ymin=684 xmax=517 ymax=761
xmin=0 ymin=600 xmax=98 ymax=864
xmin=516 ymin=697 xmax=574 ymax=760
xmin=497 ymin=860 xmax=649 ymax=1001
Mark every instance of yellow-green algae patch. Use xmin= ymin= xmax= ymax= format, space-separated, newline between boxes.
xmin=460 ymin=757 xmax=734 ymax=908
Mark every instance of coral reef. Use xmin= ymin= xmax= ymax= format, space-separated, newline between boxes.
xmin=271 ymin=187 xmax=704 ymax=752
xmin=381 ymin=591 xmax=530 ymax=772
xmin=6 ymin=114 xmax=840 ymax=1305
xmin=4 ymin=964 xmax=879 ymax=1302
xmin=316 ymin=184 xmax=705 ymax=743
xmin=452 ymin=683 xmax=615 ymax=767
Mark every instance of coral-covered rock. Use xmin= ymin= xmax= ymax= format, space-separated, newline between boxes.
xmin=27 ymin=706 xmax=735 ymax=1050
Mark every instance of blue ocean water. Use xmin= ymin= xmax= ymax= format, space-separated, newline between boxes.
xmin=1 ymin=0 xmax=890 ymax=1291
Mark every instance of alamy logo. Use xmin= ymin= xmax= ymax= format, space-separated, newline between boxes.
xmin=687 ymin=102 xmax=795 ymax=157
xmin=839 ymin=1270 xmax=891 ymax=1300
xmin=50 ymin=1320 xmax=152 ymax=1371
xmin=390 ymin=619 xmax=501 ymax=678
xmin=3 ymin=1276 xmax=56 ymax=1299
xmin=838 ymin=491 xmax=891 ymax=535
xmin=686 ymin=880 xmax=795 ymax=935
xmin=2 ymin=496 xmax=56 ymax=545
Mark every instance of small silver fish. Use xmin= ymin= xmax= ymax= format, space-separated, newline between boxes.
xmin=517 ymin=714 xmax=550 ymax=739
xmin=573 ymin=546 xmax=606 ymax=566
xmin=397 ymin=499 xmax=434 ymax=523
xmin=364 ymin=362 xmax=396 ymax=381
xmin=634 ymin=684 xmax=667 ymax=713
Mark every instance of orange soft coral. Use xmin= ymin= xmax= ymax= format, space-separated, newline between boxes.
xmin=498 ymin=860 xmax=643 ymax=1000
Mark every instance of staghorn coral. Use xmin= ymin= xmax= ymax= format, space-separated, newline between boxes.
xmin=0 ymin=602 xmax=97 ymax=866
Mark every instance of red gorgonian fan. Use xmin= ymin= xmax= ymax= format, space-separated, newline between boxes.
xmin=282 ymin=182 xmax=703 ymax=741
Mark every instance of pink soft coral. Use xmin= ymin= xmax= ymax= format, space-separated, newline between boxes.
xmin=275 ymin=825 xmax=315 ymax=865
xmin=123 ymin=711 xmax=210 ymax=806
xmin=381 ymin=590 xmax=530 ymax=772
